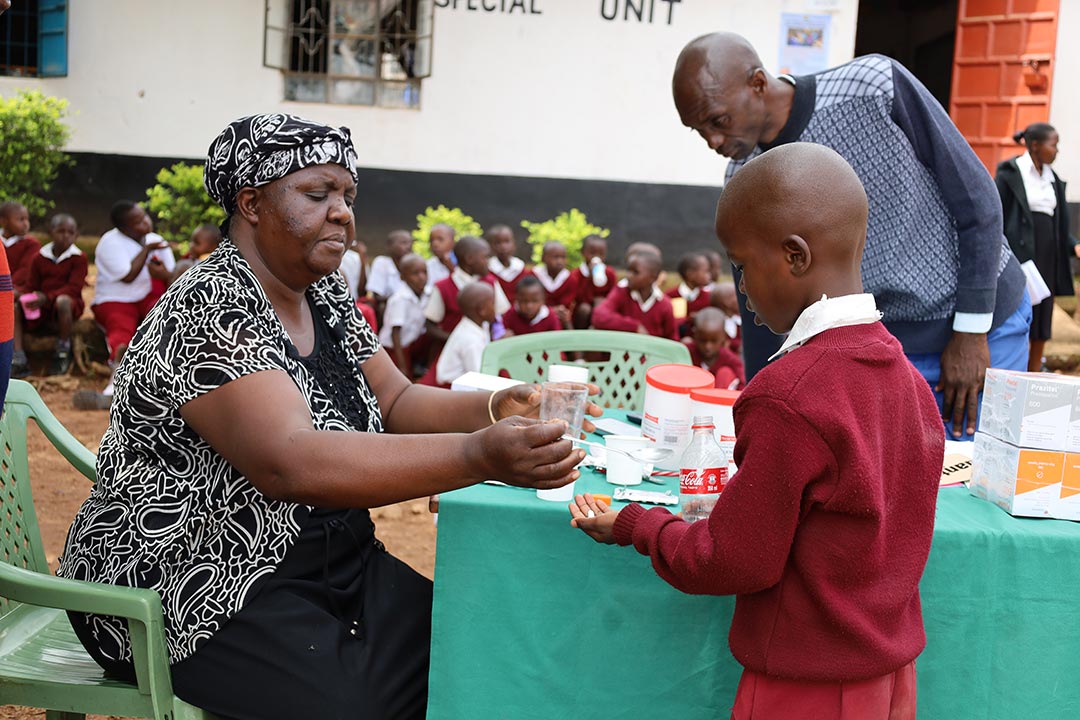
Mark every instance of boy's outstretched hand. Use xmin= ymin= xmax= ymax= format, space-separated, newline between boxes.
xmin=569 ymin=493 xmax=619 ymax=544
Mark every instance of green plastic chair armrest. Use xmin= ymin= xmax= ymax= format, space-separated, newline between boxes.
xmin=0 ymin=562 xmax=160 ymax=621
xmin=4 ymin=380 xmax=96 ymax=481
xmin=0 ymin=562 xmax=175 ymax=706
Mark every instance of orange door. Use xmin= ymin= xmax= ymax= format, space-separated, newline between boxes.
xmin=949 ymin=0 xmax=1060 ymax=174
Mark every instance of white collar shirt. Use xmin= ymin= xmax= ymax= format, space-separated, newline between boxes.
xmin=489 ymin=256 xmax=525 ymax=282
xmin=676 ymin=282 xmax=701 ymax=303
xmin=769 ymin=293 xmax=882 ymax=361
xmin=630 ymin=285 xmax=664 ymax=314
xmin=92 ymin=229 xmax=176 ymax=305
xmin=367 ymin=255 xmax=403 ymax=298
xmin=533 ymin=265 xmax=571 ymax=294
xmin=424 ymin=266 xmax=510 ymax=323
xmin=40 ymin=242 xmax=83 ymax=263
xmin=379 ymin=285 xmax=431 ymax=348
xmin=1016 ymin=151 xmax=1057 ymax=215
xmin=426 ymin=256 xmax=453 ymax=288
xmin=436 ymin=316 xmax=490 ymax=385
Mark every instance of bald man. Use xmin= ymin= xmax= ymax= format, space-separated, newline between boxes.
xmin=674 ymin=32 xmax=1029 ymax=440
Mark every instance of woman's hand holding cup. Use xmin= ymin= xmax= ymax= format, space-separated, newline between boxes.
xmin=467 ymin=416 xmax=586 ymax=490
xmin=490 ymin=383 xmax=603 ymax=437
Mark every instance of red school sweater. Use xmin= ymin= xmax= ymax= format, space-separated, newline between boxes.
xmin=490 ymin=261 xmax=531 ymax=299
xmin=3 ymin=235 xmax=41 ymax=292
xmin=665 ymin=284 xmax=711 ymax=317
xmin=592 ymin=285 xmax=677 ymax=340
xmin=613 ymin=322 xmax=944 ymax=682
xmin=682 ymin=337 xmax=745 ymax=389
xmin=534 ymin=267 xmax=579 ymax=310
xmin=434 ymin=273 xmax=499 ymax=334
xmin=27 ymin=247 xmax=88 ymax=315
xmin=575 ymin=265 xmax=619 ymax=306
xmin=501 ymin=307 xmax=561 ymax=336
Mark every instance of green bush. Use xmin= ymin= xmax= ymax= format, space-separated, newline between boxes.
xmin=412 ymin=204 xmax=483 ymax=259
xmin=145 ymin=162 xmax=225 ymax=252
xmin=0 ymin=90 xmax=72 ymax=219
xmin=521 ymin=209 xmax=609 ymax=269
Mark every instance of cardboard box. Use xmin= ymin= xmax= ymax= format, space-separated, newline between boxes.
xmin=1058 ymin=453 xmax=1080 ymax=521
xmin=970 ymin=432 xmax=1064 ymax=519
xmin=979 ymin=370 xmax=1080 ymax=452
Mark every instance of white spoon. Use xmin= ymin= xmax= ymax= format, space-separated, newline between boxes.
xmin=563 ymin=436 xmax=674 ymax=465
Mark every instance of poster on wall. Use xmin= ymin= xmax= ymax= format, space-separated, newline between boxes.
xmin=778 ymin=13 xmax=831 ymax=75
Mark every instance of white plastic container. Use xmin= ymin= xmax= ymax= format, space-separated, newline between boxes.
xmin=641 ymin=364 xmax=715 ymax=469
xmin=691 ymin=388 xmax=741 ymax=475
xmin=547 ymin=364 xmax=590 ymax=384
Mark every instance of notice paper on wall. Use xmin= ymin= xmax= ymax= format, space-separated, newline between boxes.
xmin=778 ymin=13 xmax=831 ymax=76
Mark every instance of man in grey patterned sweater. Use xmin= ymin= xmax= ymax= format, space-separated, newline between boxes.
xmin=675 ymin=32 xmax=1029 ymax=440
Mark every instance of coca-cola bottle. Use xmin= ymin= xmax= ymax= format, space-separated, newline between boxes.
xmin=679 ymin=415 xmax=729 ymax=523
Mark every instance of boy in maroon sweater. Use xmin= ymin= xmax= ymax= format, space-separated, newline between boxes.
xmin=12 ymin=214 xmax=87 ymax=377
xmin=592 ymin=251 xmax=677 ymax=340
xmin=502 ymin=275 xmax=561 ymax=336
xmin=571 ymin=144 xmax=943 ymax=720
xmin=683 ymin=307 xmax=745 ymax=390
xmin=572 ymin=234 xmax=618 ymax=329
xmin=532 ymin=241 xmax=577 ymax=327
xmin=486 ymin=224 xmax=530 ymax=299
xmin=0 ymin=201 xmax=41 ymax=294
xmin=668 ymin=250 xmax=713 ymax=337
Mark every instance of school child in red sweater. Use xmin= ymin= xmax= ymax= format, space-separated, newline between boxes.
xmin=502 ymin=275 xmax=561 ymax=336
xmin=532 ymin=241 xmax=577 ymax=327
xmin=486 ymin=224 xmax=530 ymax=299
xmin=571 ymin=144 xmax=943 ymax=720
xmin=12 ymin=214 xmax=88 ymax=377
xmin=592 ymin=251 xmax=677 ymax=340
xmin=573 ymin=234 xmax=618 ymax=329
xmin=668 ymin=250 xmax=713 ymax=337
xmin=710 ymin=280 xmax=742 ymax=354
xmin=683 ymin=307 xmax=745 ymax=390
xmin=0 ymin=201 xmax=40 ymax=294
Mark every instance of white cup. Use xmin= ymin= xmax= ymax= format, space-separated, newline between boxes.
xmin=537 ymin=479 xmax=577 ymax=502
xmin=604 ymin=435 xmax=651 ymax=486
xmin=547 ymin=364 xmax=589 ymax=384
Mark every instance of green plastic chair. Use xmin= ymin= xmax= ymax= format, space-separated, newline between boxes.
xmin=480 ymin=329 xmax=692 ymax=411
xmin=0 ymin=380 xmax=213 ymax=720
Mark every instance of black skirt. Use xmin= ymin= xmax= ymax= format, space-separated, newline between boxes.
xmin=168 ymin=507 xmax=433 ymax=720
xmin=1031 ymin=211 xmax=1058 ymax=341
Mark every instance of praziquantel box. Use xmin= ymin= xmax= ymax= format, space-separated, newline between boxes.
xmin=970 ymin=432 xmax=1064 ymax=519
xmin=1057 ymin=453 xmax=1080 ymax=521
xmin=979 ymin=370 xmax=1080 ymax=451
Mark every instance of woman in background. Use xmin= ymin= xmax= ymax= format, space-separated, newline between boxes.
xmin=996 ymin=122 xmax=1079 ymax=371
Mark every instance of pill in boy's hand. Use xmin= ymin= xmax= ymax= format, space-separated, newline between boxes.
xmin=587 ymin=510 xmax=596 ymax=519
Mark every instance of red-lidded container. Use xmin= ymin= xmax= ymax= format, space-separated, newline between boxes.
xmin=642 ymin=364 xmax=715 ymax=469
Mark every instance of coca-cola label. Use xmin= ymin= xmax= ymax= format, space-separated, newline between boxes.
xmin=679 ymin=467 xmax=726 ymax=494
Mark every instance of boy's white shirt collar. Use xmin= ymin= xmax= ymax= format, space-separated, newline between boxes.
xmin=458 ymin=316 xmax=489 ymax=335
xmin=630 ymin=285 xmax=664 ymax=314
xmin=40 ymin=242 xmax=83 ymax=263
xmin=2 ymin=234 xmax=24 ymax=248
xmin=533 ymin=265 xmax=570 ymax=293
xmin=725 ymin=313 xmax=742 ymax=339
xmin=451 ymin=266 xmax=483 ymax=289
xmin=489 ymin=256 xmax=524 ymax=281
xmin=677 ymin=282 xmax=701 ymax=303
xmin=768 ymin=293 xmax=882 ymax=361
xmin=521 ymin=304 xmax=551 ymax=326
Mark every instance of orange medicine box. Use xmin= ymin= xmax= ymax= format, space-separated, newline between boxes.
xmin=970 ymin=432 xmax=1064 ymax=519
xmin=1058 ymin=454 xmax=1080 ymax=521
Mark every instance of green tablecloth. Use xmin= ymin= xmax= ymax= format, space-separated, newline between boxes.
xmin=428 ymin=421 xmax=1080 ymax=719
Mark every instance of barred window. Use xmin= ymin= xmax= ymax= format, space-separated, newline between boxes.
xmin=264 ymin=0 xmax=433 ymax=109
xmin=0 ymin=0 xmax=68 ymax=78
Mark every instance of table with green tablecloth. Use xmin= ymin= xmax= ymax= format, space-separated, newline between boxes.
xmin=427 ymin=416 xmax=1080 ymax=719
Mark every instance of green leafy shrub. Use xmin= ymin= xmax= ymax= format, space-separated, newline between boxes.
xmin=145 ymin=162 xmax=226 ymax=252
xmin=521 ymin=209 xmax=609 ymax=269
xmin=0 ymin=90 xmax=72 ymax=218
xmin=412 ymin=204 xmax=483 ymax=259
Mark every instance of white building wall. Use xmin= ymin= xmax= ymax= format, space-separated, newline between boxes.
xmin=0 ymin=0 xmax=857 ymax=188
xmin=1050 ymin=0 xmax=1080 ymax=202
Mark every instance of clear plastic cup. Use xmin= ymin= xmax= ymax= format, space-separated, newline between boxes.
xmin=536 ymin=382 xmax=588 ymax=502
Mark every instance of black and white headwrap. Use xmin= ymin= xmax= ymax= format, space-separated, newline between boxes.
xmin=204 ymin=113 xmax=359 ymax=220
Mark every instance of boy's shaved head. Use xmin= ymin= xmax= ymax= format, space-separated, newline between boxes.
xmin=715 ymin=143 xmax=868 ymax=334
xmin=458 ymin=281 xmax=494 ymax=314
xmin=693 ymin=306 xmax=727 ymax=332
xmin=398 ymin=253 xmax=426 ymax=273
xmin=456 ymin=234 xmax=487 ymax=259
xmin=716 ymin=143 xmax=867 ymax=268
xmin=632 ymin=250 xmax=663 ymax=277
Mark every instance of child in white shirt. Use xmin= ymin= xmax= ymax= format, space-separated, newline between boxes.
xmin=435 ymin=282 xmax=495 ymax=386
xmin=379 ymin=254 xmax=431 ymax=378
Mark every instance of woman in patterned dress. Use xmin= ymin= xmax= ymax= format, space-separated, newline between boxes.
xmin=58 ymin=115 xmax=594 ymax=720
